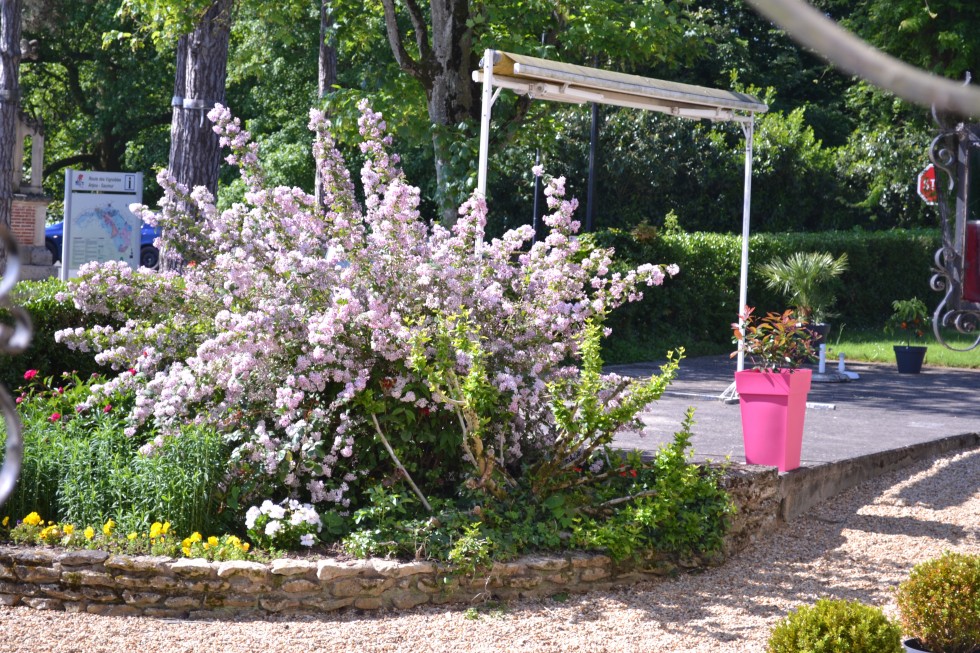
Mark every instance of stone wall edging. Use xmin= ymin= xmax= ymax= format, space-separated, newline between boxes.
xmin=0 ymin=466 xmax=780 ymax=618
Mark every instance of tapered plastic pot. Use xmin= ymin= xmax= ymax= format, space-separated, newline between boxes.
xmin=734 ymin=369 xmax=812 ymax=472
xmin=894 ymin=345 xmax=927 ymax=374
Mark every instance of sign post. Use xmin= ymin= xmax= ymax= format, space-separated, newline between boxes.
xmin=917 ymin=163 xmax=938 ymax=205
xmin=61 ymin=170 xmax=143 ymax=280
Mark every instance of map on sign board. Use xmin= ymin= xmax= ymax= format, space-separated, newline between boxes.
xmin=61 ymin=169 xmax=142 ymax=280
xmin=66 ymin=196 xmax=138 ymax=269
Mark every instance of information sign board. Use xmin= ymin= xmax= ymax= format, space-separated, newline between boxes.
xmin=61 ymin=170 xmax=143 ymax=280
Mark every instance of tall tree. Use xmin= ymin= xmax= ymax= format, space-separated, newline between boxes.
xmin=166 ymin=0 xmax=232 ymax=197
xmin=22 ymin=0 xmax=174 ymax=195
xmin=378 ymin=0 xmax=706 ymax=223
xmin=0 ymin=0 xmax=22 ymax=275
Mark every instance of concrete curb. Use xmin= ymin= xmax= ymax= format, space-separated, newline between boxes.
xmin=778 ymin=432 xmax=980 ymax=522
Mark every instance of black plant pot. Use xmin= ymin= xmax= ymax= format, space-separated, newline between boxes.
xmin=894 ymin=345 xmax=927 ymax=374
xmin=806 ymin=322 xmax=831 ymax=347
xmin=902 ymin=638 xmax=930 ymax=653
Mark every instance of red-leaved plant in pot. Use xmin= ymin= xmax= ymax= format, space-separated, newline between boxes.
xmin=731 ymin=307 xmax=815 ymax=472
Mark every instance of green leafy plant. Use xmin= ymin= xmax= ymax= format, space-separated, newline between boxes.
xmin=766 ymin=598 xmax=902 ymax=653
xmin=886 ymin=297 xmax=931 ymax=348
xmin=732 ymin=306 xmax=815 ymax=371
xmin=896 ymin=552 xmax=980 ymax=653
xmin=759 ymin=251 xmax=849 ymax=323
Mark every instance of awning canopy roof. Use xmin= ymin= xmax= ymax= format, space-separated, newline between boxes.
xmin=473 ymin=51 xmax=768 ymax=122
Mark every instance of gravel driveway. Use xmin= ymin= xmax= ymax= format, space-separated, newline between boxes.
xmin=2 ymin=447 xmax=979 ymax=653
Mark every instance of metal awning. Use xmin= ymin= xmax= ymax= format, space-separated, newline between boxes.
xmin=473 ymin=49 xmax=768 ymax=376
xmin=472 ymin=50 xmax=768 ymax=122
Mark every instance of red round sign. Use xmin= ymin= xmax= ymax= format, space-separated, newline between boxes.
xmin=917 ymin=164 xmax=938 ymax=205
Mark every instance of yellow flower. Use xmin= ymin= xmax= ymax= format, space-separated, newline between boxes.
xmin=241 ymin=542 xmax=250 ymax=552
xmin=181 ymin=537 xmax=193 ymax=548
xmin=63 ymin=524 xmax=74 ymax=535
xmin=102 ymin=519 xmax=115 ymax=536
xmin=190 ymin=531 xmax=202 ymax=543
xmin=127 ymin=532 xmax=138 ymax=541
xmin=181 ymin=546 xmax=191 ymax=557
xmin=23 ymin=512 xmax=42 ymax=527
xmin=227 ymin=536 xmax=241 ymax=547
xmin=162 ymin=521 xmax=171 ymax=535
xmin=84 ymin=526 xmax=95 ymax=540
xmin=2 ymin=516 xmax=9 ymax=527
xmin=207 ymin=536 xmax=219 ymax=548
xmin=149 ymin=522 xmax=163 ymax=539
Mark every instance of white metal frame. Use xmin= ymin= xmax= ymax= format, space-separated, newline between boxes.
xmin=474 ymin=49 xmax=766 ymax=373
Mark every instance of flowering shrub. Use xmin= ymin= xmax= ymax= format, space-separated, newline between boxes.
xmin=55 ymin=100 xmax=678 ymax=511
xmin=245 ymin=499 xmax=322 ymax=550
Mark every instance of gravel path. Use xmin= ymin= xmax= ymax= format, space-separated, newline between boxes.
xmin=2 ymin=447 xmax=979 ymax=653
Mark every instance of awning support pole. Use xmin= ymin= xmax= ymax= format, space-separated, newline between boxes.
xmin=737 ymin=116 xmax=755 ymax=373
xmin=477 ymin=49 xmax=495 ymax=199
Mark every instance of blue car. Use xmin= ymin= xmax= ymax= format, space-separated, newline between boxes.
xmin=45 ymin=221 xmax=161 ymax=269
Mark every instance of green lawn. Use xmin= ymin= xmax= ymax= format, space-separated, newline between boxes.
xmin=825 ymin=327 xmax=980 ymax=369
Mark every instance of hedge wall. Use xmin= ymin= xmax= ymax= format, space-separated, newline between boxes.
xmin=591 ymin=228 xmax=941 ymax=363
xmin=0 ymin=278 xmax=109 ymax=392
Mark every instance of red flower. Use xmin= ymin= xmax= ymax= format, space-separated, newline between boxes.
xmin=418 ymin=407 xmax=431 ymax=418
xmin=128 ymin=368 xmax=137 ymax=375
xmin=103 ymin=404 xmax=112 ymax=414
xmin=630 ymin=469 xmax=638 ymax=478
xmin=380 ymin=377 xmax=394 ymax=391
xmin=49 ymin=413 xmax=62 ymax=423
xmin=23 ymin=369 xmax=38 ymax=381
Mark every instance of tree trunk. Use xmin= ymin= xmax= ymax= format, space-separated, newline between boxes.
xmin=315 ymin=0 xmax=337 ymax=208
xmin=380 ymin=0 xmax=476 ymax=225
xmin=0 ymin=0 xmax=22 ymax=276
xmin=426 ymin=0 xmax=474 ymax=225
xmin=168 ymin=0 xmax=231 ymax=198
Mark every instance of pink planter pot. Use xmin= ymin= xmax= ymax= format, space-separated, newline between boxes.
xmin=734 ymin=369 xmax=812 ymax=472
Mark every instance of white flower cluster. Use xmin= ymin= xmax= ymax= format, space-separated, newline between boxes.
xmin=245 ymin=499 xmax=322 ymax=549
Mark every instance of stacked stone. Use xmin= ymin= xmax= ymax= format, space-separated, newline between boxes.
xmin=0 ymin=467 xmax=781 ymax=618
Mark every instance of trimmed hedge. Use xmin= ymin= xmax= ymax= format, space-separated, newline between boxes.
xmin=0 ymin=231 xmax=942 ymax=377
xmin=591 ymin=228 xmax=940 ymax=363
xmin=0 ymin=278 xmax=110 ymax=391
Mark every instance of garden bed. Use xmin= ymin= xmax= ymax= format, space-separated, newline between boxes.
xmin=0 ymin=465 xmax=779 ymax=618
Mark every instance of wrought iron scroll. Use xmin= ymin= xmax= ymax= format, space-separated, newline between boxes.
xmin=0 ymin=226 xmax=32 ymax=507
xmin=928 ymin=113 xmax=980 ymax=351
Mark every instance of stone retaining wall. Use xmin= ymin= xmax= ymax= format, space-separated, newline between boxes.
xmin=0 ymin=465 xmax=780 ymax=618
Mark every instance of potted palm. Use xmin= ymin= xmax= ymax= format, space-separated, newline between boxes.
xmin=759 ymin=251 xmax=849 ymax=347
xmin=896 ymin=552 xmax=980 ymax=653
xmin=886 ymin=298 xmax=930 ymax=374
xmin=731 ymin=307 xmax=815 ymax=472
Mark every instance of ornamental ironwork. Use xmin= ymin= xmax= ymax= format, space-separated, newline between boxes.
xmin=0 ymin=226 xmax=32 ymax=508
xmin=929 ymin=114 xmax=980 ymax=351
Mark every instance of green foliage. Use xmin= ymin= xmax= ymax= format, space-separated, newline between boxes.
xmin=1 ymin=374 xmax=231 ymax=537
xmin=571 ymin=410 xmax=733 ymax=561
xmin=766 ymin=598 xmax=903 ymax=653
xmin=592 ymin=228 xmax=940 ymax=363
xmin=886 ymin=297 xmax=931 ymax=347
xmin=533 ymin=319 xmax=681 ymax=496
xmin=0 ymin=279 xmax=110 ymax=391
xmin=759 ymin=251 xmax=849 ymax=323
xmin=733 ymin=307 xmax=815 ymax=371
xmin=896 ymin=552 xmax=980 ymax=653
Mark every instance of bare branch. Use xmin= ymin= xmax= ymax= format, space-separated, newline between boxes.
xmin=370 ymin=413 xmax=433 ymax=513
xmin=745 ymin=0 xmax=980 ymax=118
xmin=402 ymin=0 xmax=432 ymax=65
xmin=379 ymin=0 xmax=427 ymax=82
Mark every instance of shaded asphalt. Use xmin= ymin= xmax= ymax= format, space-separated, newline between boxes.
xmin=609 ymin=354 xmax=980 ymax=468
